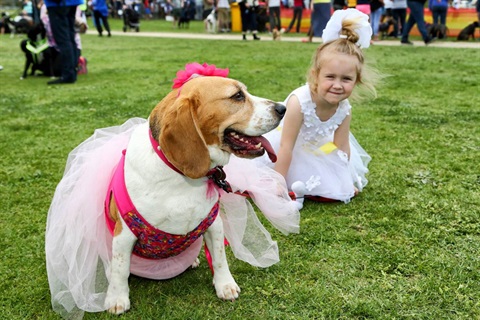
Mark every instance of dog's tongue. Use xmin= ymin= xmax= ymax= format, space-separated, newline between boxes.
xmin=258 ymin=136 xmax=277 ymax=163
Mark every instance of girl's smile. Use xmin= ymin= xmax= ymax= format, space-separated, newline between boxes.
xmin=314 ymin=54 xmax=358 ymax=108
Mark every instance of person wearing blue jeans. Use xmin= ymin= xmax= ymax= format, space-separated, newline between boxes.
xmin=429 ymin=0 xmax=448 ymax=26
xmin=92 ymin=0 xmax=112 ymax=36
xmin=45 ymin=0 xmax=83 ymax=84
xmin=401 ymin=0 xmax=434 ymax=45
xmin=370 ymin=0 xmax=384 ymax=41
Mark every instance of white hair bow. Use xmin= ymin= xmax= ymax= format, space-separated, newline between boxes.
xmin=322 ymin=8 xmax=373 ymax=49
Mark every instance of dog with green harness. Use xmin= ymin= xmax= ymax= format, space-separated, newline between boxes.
xmin=20 ymin=23 xmax=60 ymax=79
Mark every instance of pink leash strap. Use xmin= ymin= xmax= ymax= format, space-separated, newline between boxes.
xmin=204 ymin=238 xmax=230 ymax=275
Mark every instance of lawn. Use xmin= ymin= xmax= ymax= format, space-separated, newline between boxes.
xmin=0 ymin=26 xmax=479 ymax=319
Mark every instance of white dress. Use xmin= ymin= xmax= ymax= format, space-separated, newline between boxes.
xmin=264 ymin=84 xmax=371 ymax=203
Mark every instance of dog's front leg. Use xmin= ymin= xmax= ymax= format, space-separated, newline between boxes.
xmin=22 ymin=58 xmax=31 ymax=79
xmin=204 ymin=217 xmax=240 ymax=301
xmin=105 ymin=219 xmax=136 ymax=315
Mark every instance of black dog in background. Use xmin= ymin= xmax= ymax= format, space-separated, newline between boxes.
xmin=177 ymin=0 xmax=195 ymax=28
xmin=457 ymin=21 xmax=479 ymax=41
xmin=379 ymin=16 xmax=397 ymax=39
xmin=20 ymin=22 xmax=60 ymax=79
xmin=425 ymin=22 xmax=448 ymax=40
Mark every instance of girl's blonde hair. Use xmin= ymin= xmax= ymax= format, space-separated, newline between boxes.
xmin=307 ymin=18 xmax=381 ymax=102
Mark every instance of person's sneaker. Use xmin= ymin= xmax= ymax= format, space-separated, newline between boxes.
xmin=77 ymin=56 xmax=88 ymax=75
xmin=401 ymin=40 xmax=414 ymax=45
xmin=425 ymin=37 xmax=436 ymax=45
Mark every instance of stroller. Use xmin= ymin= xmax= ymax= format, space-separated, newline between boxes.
xmin=122 ymin=3 xmax=140 ymax=32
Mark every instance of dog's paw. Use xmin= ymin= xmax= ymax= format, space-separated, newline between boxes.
xmin=105 ymin=295 xmax=130 ymax=315
xmin=214 ymin=280 xmax=241 ymax=301
xmin=191 ymin=258 xmax=200 ymax=268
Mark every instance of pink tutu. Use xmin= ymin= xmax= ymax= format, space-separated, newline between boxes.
xmin=46 ymin=118 xmax=300 ymax=318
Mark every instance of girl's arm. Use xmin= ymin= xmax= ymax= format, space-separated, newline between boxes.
xmin=333 ymin=112 xmax=351 ymax=159
xmin=274 ymin=95 xmax=303 ymax=178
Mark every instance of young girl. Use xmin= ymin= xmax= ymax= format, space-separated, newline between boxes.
xmin=266 ymin=9 xmax=379 ymax=209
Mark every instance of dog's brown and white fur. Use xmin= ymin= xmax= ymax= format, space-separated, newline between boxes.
xmin=104 ymin=76 xmax=285 ymax=314
xmin=272 ymin=27 xmax=285 ymax=41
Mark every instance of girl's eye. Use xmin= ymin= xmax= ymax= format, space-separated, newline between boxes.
xmin=231 ymin=91 xmax=245 ymax=101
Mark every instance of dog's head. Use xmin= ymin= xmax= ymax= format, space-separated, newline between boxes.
xmin=26 ymin=22 xmax=46 ymax=42
xmin=149 ymin=76 xmax=285 ymax=178
xmin=272 ymin=28 xmax=284 ymax=40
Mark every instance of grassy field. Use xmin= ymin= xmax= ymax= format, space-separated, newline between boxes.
xmin=0 ymin=27 xmax=479 ymax=319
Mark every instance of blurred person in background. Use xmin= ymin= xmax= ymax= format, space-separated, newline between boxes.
xmin=285 ymin=0 xmax=304 ymax=33
xmin=44 ymin=0 xmax=83 ymax=84
xmin=91 ymin=0 xmax=112 ymax=36
xmin=267 ymin=0 xmax=281 ymax=33
xmin=428 ymin=0 xmax=448 ymax=38
xmin=400 ymin=0 xmax=435 ymax=45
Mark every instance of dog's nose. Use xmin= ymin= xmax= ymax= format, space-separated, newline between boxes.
xmin=274 ymin=103 xmax=286 ymax=118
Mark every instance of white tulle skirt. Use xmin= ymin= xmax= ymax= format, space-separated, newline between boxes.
xmin=45 ymin=118 xmax=299 ymax=319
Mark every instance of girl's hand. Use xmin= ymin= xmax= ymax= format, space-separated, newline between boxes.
xmin=274 ymin=95 xmax=303 ymax=178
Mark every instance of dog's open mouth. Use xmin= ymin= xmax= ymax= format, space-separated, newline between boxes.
xmin=224 ymin=130 xmax=277 ymax=162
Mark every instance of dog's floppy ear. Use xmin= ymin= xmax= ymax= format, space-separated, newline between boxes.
xmin=156 ymin=94 xmax=211 ymax=179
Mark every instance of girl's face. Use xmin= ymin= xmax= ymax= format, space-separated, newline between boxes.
xmin=314 ymin=54 xmax=359 ymax=107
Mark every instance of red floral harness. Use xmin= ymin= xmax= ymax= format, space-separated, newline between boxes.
xmin=104 ymin=150 xmax=219 ymax=260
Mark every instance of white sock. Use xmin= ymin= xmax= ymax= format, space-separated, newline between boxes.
xmin=291 ymin=181 xmax=307 ymax=210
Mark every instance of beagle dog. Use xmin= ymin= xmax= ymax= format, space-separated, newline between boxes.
xmin=104 ymin=75 xmax=286 ymax=314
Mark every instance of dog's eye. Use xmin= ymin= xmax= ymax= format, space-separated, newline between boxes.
xmin=231 ymin=91 xmax=245 ymax=102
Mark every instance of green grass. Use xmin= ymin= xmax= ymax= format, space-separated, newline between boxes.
xmin=0 ymin=30 xmax=479 ymax=319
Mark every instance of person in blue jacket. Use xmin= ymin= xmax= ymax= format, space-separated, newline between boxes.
xmin=428 ymin=0 xmax=449 ymax=27
xmin=92 ymin=0 xmax=111 ymax=37
xmin=44 ymin=0 xmax=83 ymax=85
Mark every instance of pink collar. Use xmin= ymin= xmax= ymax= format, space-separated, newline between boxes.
xmin=148 ymin=129 xmax=232 ymax=193
xmin=149 ymin=129 xmax=183 ymax=175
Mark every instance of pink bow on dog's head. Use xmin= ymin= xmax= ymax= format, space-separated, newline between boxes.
xmin=172 ymin=63 xmax=230 ymax=89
